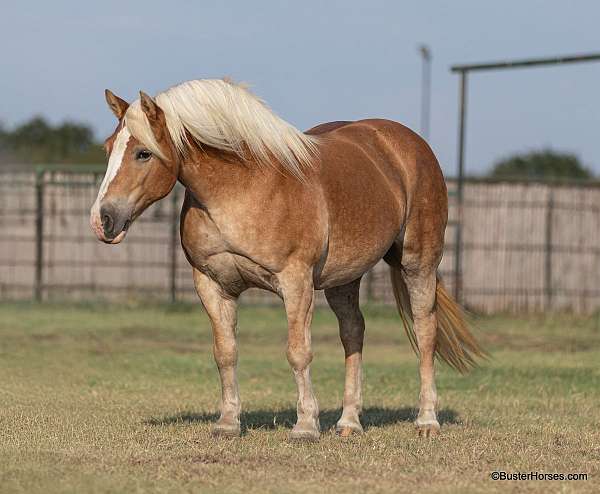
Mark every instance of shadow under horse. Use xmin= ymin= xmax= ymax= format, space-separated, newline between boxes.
xmin=145 ymin=407 xmax=460 ymax=434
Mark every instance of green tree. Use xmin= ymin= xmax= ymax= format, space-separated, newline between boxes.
xmin=0 ymin=116 xmax=105 ymax=165
xmin=489 ymin=149 xmax=592 ymax=180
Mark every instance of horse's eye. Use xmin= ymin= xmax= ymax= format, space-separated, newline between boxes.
xmin=135 ymin=149 xmax=152 ymax=161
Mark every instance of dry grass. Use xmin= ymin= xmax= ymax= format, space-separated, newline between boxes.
xmin=1 ymin=303 xmax=599 ymax=493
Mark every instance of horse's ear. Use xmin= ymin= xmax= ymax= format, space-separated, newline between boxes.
xmin=139 ymin=91 xmax=166 ymax=139
xmin=140 ymin=91 xmax=159 ymax=121
xmin=105 ymin=89 xmax=129 ymax=120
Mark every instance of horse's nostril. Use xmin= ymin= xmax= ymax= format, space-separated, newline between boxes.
xmin=102 ymin=213 xmax=114 ymax=235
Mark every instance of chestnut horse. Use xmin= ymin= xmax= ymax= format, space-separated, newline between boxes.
xmin=90 ymin=79 xmax=484 ymax=440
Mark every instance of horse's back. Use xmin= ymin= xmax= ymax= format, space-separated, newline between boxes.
xmin=312 ymin=118 xmax=447 ymax=216
xmin=305 ymin=121 xmax=353 ymax=135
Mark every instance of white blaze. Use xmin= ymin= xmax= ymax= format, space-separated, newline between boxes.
xmin=90 ymin=125 xmax=131 ymax=239
xmin=96 ymin=126 xmax=131 ymax=204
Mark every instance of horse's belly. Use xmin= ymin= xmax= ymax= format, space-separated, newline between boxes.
xmin=315 ymin=199 xmax=403 ymax=289
xmin=315 ymin=227 xmax=399 ymax=289
xmin=314 ymin=156 xmax=406 ymax=289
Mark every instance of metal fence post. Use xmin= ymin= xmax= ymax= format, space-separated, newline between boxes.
xmin=544 ymin=190 xmax=554 ymax=309
xmin=34 ymin=170 xmax=44 ymax=301
xmin=169 ymin=188 xmax=179 ymax=303
xmin=453 ymin=70 xmax=468 ymax=304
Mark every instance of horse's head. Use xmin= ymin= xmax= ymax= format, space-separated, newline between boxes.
xmin=90 ymin=90 xmax=178 ymax=244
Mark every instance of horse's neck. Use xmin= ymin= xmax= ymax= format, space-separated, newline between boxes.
xmin=178 ymin=148 xmax=265 ymax=208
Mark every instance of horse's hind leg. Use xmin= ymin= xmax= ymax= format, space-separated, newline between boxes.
xmin=193 ymin=269 xmax=241 ymax=437
xmin=325 ymin=279 xmax=365 ymax=436
xmin=388 ymin=239 xmax=442 ymax=437
xmin=403 ymin=268 xmax=440 ymax=437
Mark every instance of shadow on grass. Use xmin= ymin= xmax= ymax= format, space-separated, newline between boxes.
xmin=145 ymin=407 xmax=460 ymax=432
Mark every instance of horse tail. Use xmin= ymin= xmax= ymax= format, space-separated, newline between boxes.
xmin=390 ymin=267 xmax=487 ymax=374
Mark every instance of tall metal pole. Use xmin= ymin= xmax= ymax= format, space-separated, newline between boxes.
xmin=418 ymin=44 xmax=432 ymax=141
xmin=453 ymin=70 xmax=468 ymax=303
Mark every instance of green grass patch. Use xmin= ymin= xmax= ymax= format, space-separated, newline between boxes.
xmin=1 ymin=303 xmax=598 ymax=493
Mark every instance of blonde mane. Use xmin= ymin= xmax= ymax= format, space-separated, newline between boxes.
xmin=124 ymin=79 xmax=318 ymax=178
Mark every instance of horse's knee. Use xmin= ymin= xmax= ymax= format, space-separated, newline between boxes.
xmin=286 ymin=344 xmax=313 ymax=370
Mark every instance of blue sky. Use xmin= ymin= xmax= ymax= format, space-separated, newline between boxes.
xmin=1 ymin=1 xmax=599 ymax=175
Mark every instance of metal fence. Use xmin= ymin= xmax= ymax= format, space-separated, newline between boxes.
xmin=1 ymin=167 xmax=599 ymax=313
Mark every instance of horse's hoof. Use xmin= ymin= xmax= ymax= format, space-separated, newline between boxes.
xmin=415 ymin=420 xmax=440 ymax=438
xmin=336 ymin=422 xmax=364 ymax=437
xmin=289 ymin=426 xmax=320 ymax=442
xmin=211 ymin=423 xmax=241 ymax=438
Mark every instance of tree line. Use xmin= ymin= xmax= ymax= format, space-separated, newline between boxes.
xmin=0 ymin=117 xmax=105 ymax=164
xmin=0 ymin=116 xmax=595 ymax=180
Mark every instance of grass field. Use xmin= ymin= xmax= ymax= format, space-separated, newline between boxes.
xmin=1 ymin=302 xmax=599 ymax=493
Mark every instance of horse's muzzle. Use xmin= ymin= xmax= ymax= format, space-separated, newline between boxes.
xmin=90 ymin=200 xmax=133 ymax=244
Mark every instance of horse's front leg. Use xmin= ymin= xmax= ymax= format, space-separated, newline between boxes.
xmin=279 ymin=266 xmax=320 ymax=441
xmin=193 ymin=269 xmax=241 ymax=437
